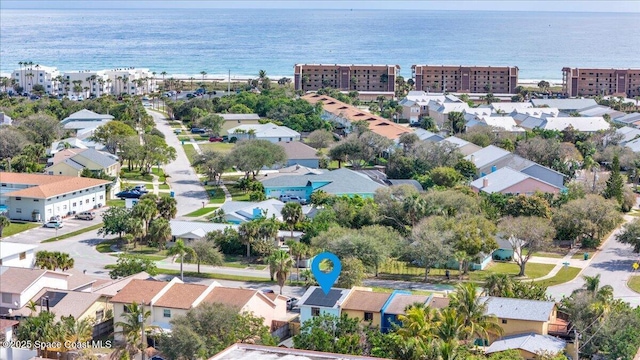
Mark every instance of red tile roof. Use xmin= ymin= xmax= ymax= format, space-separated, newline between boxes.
xmin=0 ymin=172 xmax=110 ymax=199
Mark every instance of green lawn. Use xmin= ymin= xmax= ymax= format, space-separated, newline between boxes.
xmin=1 ymin=221 xmax=40 ymax=238
xmin=106 ymin=199 xmax=125 ymax=208
xmin=183 ymin=144 xmax=198 ymax=164
xmin=159 ymin=184 xmax=170 ymax=190
xmin=468 ymin=262 xmax=555 ymax=282
xmin=534 ymin=252 xmax=566 ymax=259
xmin=571 ymin=250 xmax=596 ymax=260
xmin=41 ymin=224 xmax=103 ymax=243
xmin=204 ymin=185 xmax=226 ymax=204
xmin=96 ymin=239 xmax=117 ymax=253
xmin=159 ymin=192 xmax=172 ymax=198
xmin=371 ymin=287 xmax=432 ymax=296
xmin=229 ymin=185 xmax=250 ymax=201
xmin=222 ymin=255 xmax=267 ymax=270
xmin=184 ymin=207 xmax=218 ymax=217
xmin=120 ymin=169 xmax=153 ymax=182
xmin=199 ymin=142 xmax=235 ymax=153
xmin=537 ymin=266 xmax=582 ymax=287
xmin=628 ymin=276 xmax=640 ymax=294
xmin=156 ymin=268 xmax=272 ymax=282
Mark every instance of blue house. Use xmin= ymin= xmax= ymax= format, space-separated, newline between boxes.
xmin=261 ymin=168 xmax=384 ymax=202
xmin=380 ymin=292 xmax=451 ymax=333
xmin=297 ymin=286 xmax=352 ymax=326
xmin=493 ymin=237 xmax=515 ymax=261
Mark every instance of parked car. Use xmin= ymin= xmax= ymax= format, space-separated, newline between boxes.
xmin=287 ymin=297 xmax=299 ymax=310
xmin=186 ymin=93 xmax=196 ymax=99
xmin=191 ymin=128 xmax=206 ymax=134
xmin=133 ymin=185 xmax=149 ymax=193
xmin=116 ymin=190 xmax=143 ymax=199
xmin=75 ymin=211 xmax=96 ymax=220
xmin=142 ymin=96 xmax=150 ymax=100
xmin=44 ymin=220 xmax=64 ymax=228
xmin=209 ymin=136 xmax=223 ymax=142
xmin=279 ymin=194 xmax=308 ymax=205
xmin=174 ymin=129 xmax=182 ymax=134
xmin=49 ymin=215 xmax=62 ymax=222
xmin=195 ymin=88 xmax=205 ymax=95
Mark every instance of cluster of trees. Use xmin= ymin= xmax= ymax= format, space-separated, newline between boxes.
xmin=166 ymin=87 xmax=328 ymax=132
xmin=0 ymin=96 xmax=155 ymax=173
xmin=16 ymin=310 xmax=101 ymax=358
xmin=328 ymin=122 xmax=393 ymax=169
xmin=293 ymin=282 xmax=565 ymax=360
xmin=34 ymin=251 xmax=75 ymax=271
xmin=194 ymin=139 xmax=286 ymax=181
xmin=98 ymin=194 xmax=177 ymax=250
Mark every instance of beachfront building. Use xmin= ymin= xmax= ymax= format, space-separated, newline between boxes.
xmin=411 ymin=65 xmax=519 ymax=94
xmin=562 ymin=67 xmax=640 ymax=97
xmin=61 ymin=70 xmax=112 ymax=97
xmin=103 ymin=67 xmax=157 ymax=95
xmin=11 ymin=64 xmax=61 ymax=94
xmin=294 ymin=64 xmax=399 ymax=94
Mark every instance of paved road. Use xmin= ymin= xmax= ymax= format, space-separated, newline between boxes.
xmin=146 ymin=109 xmax=208 ymax=217
xmin=548 ymin=215 xmax=640 ymax=308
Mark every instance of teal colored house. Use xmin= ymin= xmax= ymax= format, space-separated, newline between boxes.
xmin=297 ymin=286 xmax=352 ymax=327
xmin=492 ymin=238 xmax=514 ymax=261
xmin=261 ymin=168 xmax=384 ymax=201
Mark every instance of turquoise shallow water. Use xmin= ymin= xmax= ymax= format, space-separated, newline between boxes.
xmin=1 ymin=9 xmax=639 ymax=80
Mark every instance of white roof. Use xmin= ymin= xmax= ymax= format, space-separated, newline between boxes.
xmin=514 ymin=107 xmax=560 ymax=118
xmin=486 ymin=333 xmax=566 ymax=355
xmin=464 ymin=145 xmax=511 ymax=168
xmin=405 ymin=91 xmax=461 ymax=105
xmin=490 ymin=102 xmax=533 ymax=113
xmin=531 ymin=98 xmax=598 ymax=110
xmin=540 ymin=117 xmax=610 ymax=132
xmin=579 ymin=105 xmax=625 ymax=118
xmin=625 ymin=137 xmax=640 ymax=152
xmin=613 ymin=112 xmax=640 ymax=124
xmin=471 ymin=168 xmax=530 ymax=193
xmin=615 ymin=126 xmax=640 ymax=144
xmin=0 ymin=242 xmax=38 ymax=259
xmin=61 ymin=109 xmax=114 ymax=123
xmin=432 ymin=102 xmax=470 ymax=114
xmin=412 ymin=128 xmax=444 ymax=142
xmin=63 ymin=120 xmax=111 ymax=131
xmin=464 ymin=107 xmax=493 ymax=117
xmin=218 ymin=113 xmax=260 ymax=121
xmin=170 ymin=220 xmax=303 ymax=239
xmin=442 ymin=136 xmax=472 ymax=148
xmin=228 ymin=123 xmax=300 ymax=137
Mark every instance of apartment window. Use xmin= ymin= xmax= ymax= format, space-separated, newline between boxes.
xmin=19 ymin=252 xmax=26 ymax=260
xmin=501 ymin=319 xmax=508 ymax=324
xmin=100 ymin=195 xmax=104 ymax=200
xmin=73 ymin=192 xmax=77 ymax=195
xmin=364 ymin=312 xmax=374 ymax=321
xmin=63 ymin=205 xmax=67 ymax=210
xmin=15 ymin=197 xmax=21 ymax=201
xmin=1 ymin=293 xmax=11 ymax=303
xmin=311 ymin=307 xmax=320 ymax=317
xmin=123 ymin=305 xmax=131 ymax=313
xmin=163 ymin=309 xmax=171 ymax=318
xmin=16 ymin=208 xmax=21 ymax=214
xmin=73 ymin=202 xmax=76 ymax=207
xmin=33 ymin=199 xmax=39 ymax=202
xmin=96 ymin=310 xmax=104 ymax=322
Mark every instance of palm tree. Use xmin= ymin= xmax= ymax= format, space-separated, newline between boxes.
xmin=131 ymin=198 xmax=158 ymax=235
xmin=396 ymin=304 xmax=438 ymax=342
xmin=238 ymin=220 xmax=260 ymax=257
xmin=0 ymin=215 xmax=10 ymax=238
xmin=268 ymin=250 xmax=294 ymax=294
xmin=200 ymin=71 xmax=207 ymax=82
xmin=281 ymin=202 xmax=303 ymax=238
xmin=148 ymin=218 xmax=171 ymax=250
xmin=167 ymin=239 xmax=195 ymax=281
xmin=26 ymin=300 xmax=38 ymax=315
xmin=286 ymin=240 xmax=309 ymax=282
xmin=114 ymin=302 xmax=151 ymax=358
xmin=483 ymin=273 xmax=514 ymax=297
xmin=583 ymin=155 xmax=599 ymax=192
xmin=403 ymin=195 xmax=427 ymax=226
xmin=59 ymin=315 xmax=93 ymax=351
xmin=453 ymin=251 xmax=468 ymax=280
xmin=435 ymin=308 xmax=464 ymax=342
xmin=56 ymin=252 xmax=74 ymax=271
xmin=449 ymin=282 xmax=503 ymax=343
xmin=160 ymin=71 xmax=167 ymax=90
xmin=258 ymin=70 xmax=267 ymax=81
xmin=157 ymin=196 xmax=177 ymax=220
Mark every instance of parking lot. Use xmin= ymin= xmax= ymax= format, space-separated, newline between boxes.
xmin=4 ymin=207 xmax=108 ymax=244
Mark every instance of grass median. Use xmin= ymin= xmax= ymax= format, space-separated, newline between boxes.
xmin=536 ymin=266 xmax=581 ymax=287
xmin=184 ymin=207 xmax=218 ymax=217
xmin=41 ymin=224 xmax=103 ymax=243
xmin=628 ymin=276 xmax=640 ymax=294
xmin=156 ymin=268 xmax=273 ymax=282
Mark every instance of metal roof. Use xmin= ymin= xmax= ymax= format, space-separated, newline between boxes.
xmin=486 ymin=333 xmax=566 ymax=355
xmin=531 ymin=98 xmax=598 ymax=110
xmin=470 ymin=167 xmax=531 ymax=193
xmin=481 ymin=296 xmax=555 ymax=322
xmin=74 ymin=148 xmax=119 ymax=168
xmin=261 ymin=168 xmax=384 ymax=195
xmin=465 ymin=145 xmax=511 ymax=168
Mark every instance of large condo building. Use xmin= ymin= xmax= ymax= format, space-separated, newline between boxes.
xmin=411 ymin=65 xmax=519 ymax=94
xmin=294 ymin=64 xmax=399 ymax=92
xmin=11 ymin=64 xmax=61 ymax=94
xmin=562 ymin=67 xmax=640 ymax=97
xmin=62 ymin=70 xmax=112 ymax=97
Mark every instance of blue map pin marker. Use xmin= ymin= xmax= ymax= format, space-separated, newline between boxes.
xmin=311 ymin=252 xmax=342 ymax=295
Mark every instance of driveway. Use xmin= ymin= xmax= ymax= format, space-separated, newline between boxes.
xmin=3 ymin=207 xmax=108 ymax=244
xmin=146 ymin=109 xmax=208 ymax=217
xmin=548 ymin=215 xmax=640 ymax=307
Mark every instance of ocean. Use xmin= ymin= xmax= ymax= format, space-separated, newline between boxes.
xmin=1 ymin=8 xmax=639 ymax=81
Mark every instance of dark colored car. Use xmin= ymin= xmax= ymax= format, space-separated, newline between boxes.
xmin=186 ymin=93 xmax=196 ymax=99
xmin=191 ymin=128 xmax=206 ymax=134
xmin=195 ymin=88 xmax=205 ymax=95
xmin=116 ymin=190 xmax=143 ymax=199
xmin=209 ymin=136 xmax=223 ymax=142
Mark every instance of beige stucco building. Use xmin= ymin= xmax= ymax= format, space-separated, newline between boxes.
xmin=412 ymin=65 xmax=519 ymax=94
xmin=294 ymin=64 xmax=399 ymax=93
xmin=562 ymin=67 xmax=640 ymax=97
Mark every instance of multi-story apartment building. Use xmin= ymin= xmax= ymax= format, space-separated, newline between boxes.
xmin=562 ymin=67 xmax=640 ymax=97
xmin=11 ymin=64 xmax=60 ymax=94
xmin=103 ymin=67 xmax=157 ymax=95
xmin=61 ymin=70 xmax=112 ymax=97
xmin=294 ymin=64 xmax=399 ymax=93
xmin=412 ymin=65 xmax=519 ymax=94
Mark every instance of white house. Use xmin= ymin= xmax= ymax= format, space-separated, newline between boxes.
xmin=0 ymin=242 xmax=38 ymax=268
xmin=0 ymin=112 xmax=12 ymax=126
xmin=228 ymin=122 xmax=301 ymax=143
xmin=61 ymin=70 xmax=112 ymax=97
xmin=428 ymin=101 xmax=470 ymax=128
xmin=0 ymin=266 xmax=70 ymax=314
xmin=103 ymin=67 xmax=157 ymax=95
xmin=0 ymin=172 xmax=110 ymax=221
xmin=519 ymin=116 xmax=610 ymax=133
xmin=11 ymin=64 xmax=60 ymax=94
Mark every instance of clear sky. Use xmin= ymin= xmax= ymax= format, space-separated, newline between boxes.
xmin=1 ymin=0 xmax=639 ymax=12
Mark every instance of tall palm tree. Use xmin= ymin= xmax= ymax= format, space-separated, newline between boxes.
xmin=268 ymin=250 xmax=294 ymax=294
xmin=0 ymin=215 xmax=10 ymax=238
xmin=281 ymin=202 xmax=303 ymax=238
xmin=148 ymin=218 xmax=171 ymax=250
xmin=286 ymin=240 xmax=309 ymax=282
xmin=453 ymin=251 xmax=468 ymax=280
xmin=18 ymin=61 xmax=24 ymax=89
xmin=403 ymin=195 xmax=427 ymax=226
xmin=435 ymin=308 xmax=464 ymax=343
xmin=131 ymin=198 xmax=157 ymax=235
xmin=114 ymin=302 xmax=152 ymax=358
xmin=583 ymin=155 xmax=599 ymax=192
xmin=157 ymin=196 xmax=177 ymax=220
xmin=167 ymin=239 xmax=195 ymax=281
xmin=396 ymin=304 xmax=438 ymax=342
xmin=59 ymin=315 xmax=93 ymax=352
xmin=449 ymin=282 xmax=503 ymax=343
xmin=483 ymin=273 xmax=514 ymax=297
xmin=238 ymin=220 xmax=260 ymax=257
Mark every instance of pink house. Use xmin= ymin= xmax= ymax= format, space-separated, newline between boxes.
xmin=470 ymin=167 xmax=561 ymax=195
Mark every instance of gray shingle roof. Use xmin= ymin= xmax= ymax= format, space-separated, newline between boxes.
xmin=261 ymin=168 xmax=384 ymax=195
xmin=531 ymin=98 xmax=597 ymax=110
xmin=481 ymin=296 xmax=555 ymax=321
xmin=486 ymin=333 xmax=566 ymax=355
xmin=465 ymin=145 xmax=511 ymax=168
xmin=277 ymin=141 xmax=320 ymax=160
xmin=61 ymin=109 xmax=114 ymax=123
xmin=75 ymin=148 xmax=118 ymax=168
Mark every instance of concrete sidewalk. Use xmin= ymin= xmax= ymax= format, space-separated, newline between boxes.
xmin=531 ymin=248 xmax=582 ymax=281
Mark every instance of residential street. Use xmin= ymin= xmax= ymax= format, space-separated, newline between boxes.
xmin=146 ymin=109 xmax=208 ymax=217
xmin=548 ymin=215 xmax=640 ymax=308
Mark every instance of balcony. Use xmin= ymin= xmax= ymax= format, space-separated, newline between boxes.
xmin=548 ymin=318 xmax=571 ymax=337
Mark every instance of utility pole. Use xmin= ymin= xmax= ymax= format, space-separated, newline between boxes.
xmin=573 ymin=329 xmax=579 ymax=360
